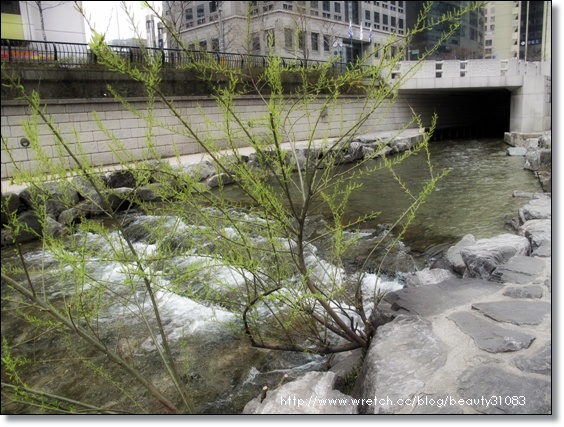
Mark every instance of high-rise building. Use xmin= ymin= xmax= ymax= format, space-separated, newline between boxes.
xmin=483 ymin=1 xmax=550 ymax=61
xmin=405 ymin=1 xmax=485 ymax=60
xmin=162 ymin=1 xmax=407 ymax=64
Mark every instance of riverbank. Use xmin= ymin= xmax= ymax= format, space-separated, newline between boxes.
xmin=243 ymin=192 xmax=552 ymax=414
xmin=242 ymin=133 xmax=552 ymax=414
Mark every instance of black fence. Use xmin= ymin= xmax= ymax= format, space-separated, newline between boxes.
xmin=1 ymin=38 xmax=354 ymax=74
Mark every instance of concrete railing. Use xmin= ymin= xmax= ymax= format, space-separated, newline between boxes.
xmin=392 ymin=58 xmax=551 ymax=80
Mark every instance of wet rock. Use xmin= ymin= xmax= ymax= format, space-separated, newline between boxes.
xmin=460 ymin=234 xmax=530 ymax=280
xmin=512 ymin=190 xmax=550 ymax=199
xmin=105 ymin=188 xmax=135 ymax=212
xmin=511 ymin=343 xmax=551 ymax=376
xmin=58 ymin=207 xmax=84 ymax=226
xmin=471 ymin=300 xmax=550 ymax=326
xmin=445 ymin=234 xmax=476 ymax=274
xmin=136 ymin=183 xmax=166 ymax=202
xmin=243 ymin=371 xmax=357 ymax=414
xmin=506 ymin=147 xmax=527 ymax=156
xmin=448 ymin=311 xmax=535 ymax=353
xmin=45 ymin=216 xmax=65 ymax=237
xmin=1 ymin=192 xmax=20 ymax=225
xmin=538 ymin=135 xmax=551 ymax=148
xmin=182 ymin=160 xmax=217 ymax=181
xmin=386 ymin=278 xmax=502 ymax=317
xmin=1 ymin=211 xmax=43 ymax=244
xmin=352 ymin=315 xmax=447 ymax=414
xmin=524 ymin=148 xmax=551 ymax=171
xmin=489 ymin=255 xmax=546 ymax=284
xmin=327 ymin=348 xmax=363 ymax=385
xmin=519 ymin=219 xmax=551 ymax=256
xmin=19 ymin=182 xmax=80 ymax=218
xmin=404 ymin=268 xmax=455 ymax=288
xmin=503 ymin=285 xmax=543 ymax=299
xmin=72 ymin=175 xmax=105 ymax=205
xmin=206 ymin=173 xmax=235 ymax=188
xmin=518 ymin=198 xmax=551 ymax=223
xmin=105 ymin=170 xmax=137 ymax=188
xmin=457 ymin=365 xmax=551 ymax=414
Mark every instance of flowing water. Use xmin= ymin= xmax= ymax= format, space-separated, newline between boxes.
xmin=337 ymin=137 xmax=543 ymax=255
xmin=1 ymin=137 xmax=542 ymax=414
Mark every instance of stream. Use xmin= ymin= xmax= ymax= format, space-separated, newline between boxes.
xmin=0 ymin=137 xmax=542 ymax=414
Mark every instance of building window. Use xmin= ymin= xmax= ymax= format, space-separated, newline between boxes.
xmin=211 ymin=38 xmax=219 ymax=51
xmin=298 ymin=30 xmax=305 ymax=50
xmin=285 ymin=28 xmax=293 ymax=49
xmin=490 ymin=24 xmax=495 ymax=31
xmin=374 ymin=12 xmax=379 ymax=23
xmin=1 ymin=1 xmax=21 ymax=14
xmin=323 ymin=34 xmax=330 ymax=51
xmin=209 ymin=1 xmax=217 ymax=13
xmin=334 ymin=2 xmax=341 ymax=13
xmin=323 ymin=1 xmax=330 ymax=11
xmin=485 ymin=39 xmax=493 ymax=46
xmin=311 ymin=32 xmax=319 ymax=50
xmin=399 ymin=18 xmax=403 ymax=28
xmin=185 ymin=8 xmax=193 ymax=22
xmin=311 ymin=1 xmax=319 ymax=8
xmin=334 ymin=15 xmax=341 ymax=21
xmin=252 ymin=34 xmax=261 ymax=52
xmin=199 ymin=40 xmax=207 ymax=51
xmin=196 ymin=4 xmax=205 ymax=24
xmin=365 ymin=10 xmax=370 ymax=20
xmin=391 ymin=16 xmax=396 ymax=27
xmin=383 ymin=14 xmax=388 ymax=25
xmin=398 ymin=1 xmax=403 ymax=7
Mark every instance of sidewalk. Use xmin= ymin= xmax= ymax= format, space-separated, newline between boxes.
xmin=1 ymin=128 xmax=422 ymax=194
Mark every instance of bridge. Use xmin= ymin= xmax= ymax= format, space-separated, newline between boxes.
xmin=390 ymin=58 xmax=551 ymax=144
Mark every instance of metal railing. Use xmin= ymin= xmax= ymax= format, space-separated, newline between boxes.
xmin=1 ymin=38 xmax=355 ymax=74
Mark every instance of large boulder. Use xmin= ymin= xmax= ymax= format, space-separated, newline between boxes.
xmin=460 ymin=234 xmax=530 ymax=280
xmin=404 ymin=268 xmax=455 ymax=288
xmin=524 ymin=148 xmax=551 ymax=171
xmin=19 ymin=182 xmax=80 ymax=218
xmin=243 ymin=371 xmax=357 ymax=414
xmin=1 ymin=211 xmax=43 ymax=245
xmin=518 ymin=198 xmax=551 ymax=223
xmin=445 ymin=234 xmax=476 ymax=274
xmin=105 ymin=170 xmax=137 ymax=188
xmin=352 ymin=315 xmax=447 ymax=414
xmin=1 ymin=192 xmax=21 ymax=225
xmin=519 ymin=219 xmax=551 ymax=257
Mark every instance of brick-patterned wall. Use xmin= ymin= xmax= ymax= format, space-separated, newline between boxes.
xmin=2 ymin=95 xmax=427 ymax=179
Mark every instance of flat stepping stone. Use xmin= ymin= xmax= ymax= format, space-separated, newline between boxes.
xmin=448 ymin=311 xmax=535 ymax=353
xmin=458 ymin=365 xmax=551 ymax=414
xmin=385 ymin=278 xmax=502 ymax=317
xmin=472 ymin=300 xmax=550 ymax=325
xmin=503 ymin=285 xmax=543 ymax=299
xmin=490 ymin=255 xmax=545 ymax=284
xmin=511 ymin=343 xmax=552 ymax=376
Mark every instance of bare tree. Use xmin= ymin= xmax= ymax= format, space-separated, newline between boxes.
xmin=27 ymin=1 xmax=73 ymax=41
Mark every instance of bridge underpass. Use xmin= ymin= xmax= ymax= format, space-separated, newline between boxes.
xmin=397 ymin=88 xmax=511 ymax=141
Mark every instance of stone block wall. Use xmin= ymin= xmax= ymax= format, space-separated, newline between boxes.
xmin=2 ymin=95 xmax=428 ymax=180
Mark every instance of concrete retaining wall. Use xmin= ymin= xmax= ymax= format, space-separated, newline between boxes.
xmin=1 ymin=92 xmax=506 ymax=180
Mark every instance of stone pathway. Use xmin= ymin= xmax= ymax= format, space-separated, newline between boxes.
xmin=364 ymin=195 xmax=552 ymax=414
